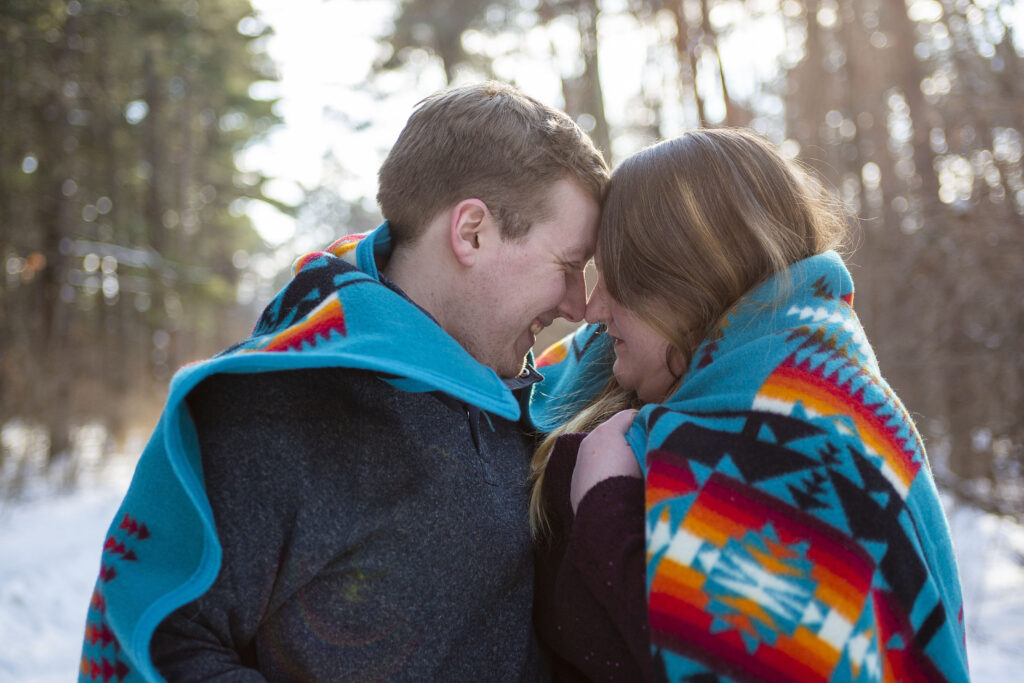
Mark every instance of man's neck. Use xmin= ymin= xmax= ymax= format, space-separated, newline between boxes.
xmin=381 ymin=245 xmax=448 ymax=330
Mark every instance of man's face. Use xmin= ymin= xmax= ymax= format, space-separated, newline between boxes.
xmin=455 ymin=178 xmax=599 ymax=378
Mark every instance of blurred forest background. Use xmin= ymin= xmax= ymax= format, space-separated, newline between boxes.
xmin=1 ymin=0 xmax=1022 ymax=518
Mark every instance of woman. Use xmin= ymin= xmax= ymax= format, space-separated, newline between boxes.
xmin=529 ymin=129 xmax=969 ymax=682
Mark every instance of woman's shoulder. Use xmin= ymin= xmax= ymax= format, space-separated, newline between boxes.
xmin=543 ymin=433 xmax=586 ymax=487
xmin=538 ymin=432 xmax=587 ymax=526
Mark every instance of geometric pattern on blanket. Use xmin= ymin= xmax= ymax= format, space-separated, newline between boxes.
xmin=646 ymin=410 xmax=946 ymax=682
xmin=644 ymin=274 xmax=959 ymax=682
xmin=80 ymin=514 xmax=150 ymax=681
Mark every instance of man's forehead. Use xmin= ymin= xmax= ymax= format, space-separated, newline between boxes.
xmin=568 ymin=214 xmax=599 ymax=257
xmin=534 ymin=177 xmax=599 ymax=257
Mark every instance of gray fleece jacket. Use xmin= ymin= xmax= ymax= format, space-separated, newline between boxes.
xmin=150 ymin=366 xmax=544 ymax=681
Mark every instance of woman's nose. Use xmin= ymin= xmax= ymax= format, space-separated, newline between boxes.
xmin=585 ymin=277 xmax=610 ymax=324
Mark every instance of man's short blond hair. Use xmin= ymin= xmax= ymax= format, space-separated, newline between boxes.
xmin=377 ymin=81 xmax=609 ymax=245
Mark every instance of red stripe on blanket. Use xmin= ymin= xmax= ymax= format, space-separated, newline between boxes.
xmin=873 ymin=590 xmax=948 ymax=683
xmin=261 ymin=296 xmax=347 ymax=352
xmin=647 ymin=448 xmax=698 ymax=505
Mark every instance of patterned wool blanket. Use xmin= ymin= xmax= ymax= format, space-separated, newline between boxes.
xmin=530 ymin=251 xmax=969 ymax=682
xmin=79 ymin=224 xmax=523 ymax=682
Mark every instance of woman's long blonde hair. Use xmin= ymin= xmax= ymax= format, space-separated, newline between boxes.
xmin=529 ymin=128 xmax=848 ymax=537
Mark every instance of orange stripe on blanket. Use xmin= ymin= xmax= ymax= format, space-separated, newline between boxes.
xmin=770 ymin=627 xmax=840 ymax=681
xmin=326 ymin=234 xmax=366 ymax=257
xmin=810 ymin=564 xmax=867 ymax=624
xmin=535 ymin=339 xmax=569 ymax=368
xmin=759 ymin=362 xmax=919 ymax=492
xmin=260 ymin=295 xmax=347 ymax=352
xmin=683 ymin=498 xmax=748 ymax=547
xmin=649 ymin=560 xmax=710 ymax=613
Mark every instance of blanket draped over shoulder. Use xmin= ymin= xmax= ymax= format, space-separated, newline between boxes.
xmin=530 ymin=251 xmax=969 ymax=683
xmin=79 ymin=225 xmax=522 ymax=682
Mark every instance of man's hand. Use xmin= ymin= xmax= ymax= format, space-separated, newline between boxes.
xmin=571 ymin=409 xmax=641 ymax=513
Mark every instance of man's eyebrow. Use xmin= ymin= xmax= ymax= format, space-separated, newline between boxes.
xmin=560 ymin=255 xmax=588 ymax=270
xmin=560 ymin=246 xmax=591 ymax=267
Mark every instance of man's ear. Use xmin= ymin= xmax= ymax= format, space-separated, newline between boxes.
xmin=449 ymin=199 xmax=492 ymax=267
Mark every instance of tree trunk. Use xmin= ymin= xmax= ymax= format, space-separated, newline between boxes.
xmin=563 ymin=0 xmax=611 ymax=159
xmin=668 ymin=0 xmax=706 ymax=127
xmin=699 ymin=0 xmax=740 ymax=126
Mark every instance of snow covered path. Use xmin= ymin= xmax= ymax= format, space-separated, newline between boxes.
xmin=2 ymin=460 xmax=1023 ymax=681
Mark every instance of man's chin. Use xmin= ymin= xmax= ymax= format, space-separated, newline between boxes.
xmin=494 ymin=354 xmax=529 ymax=379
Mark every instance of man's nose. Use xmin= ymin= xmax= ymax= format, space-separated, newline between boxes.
xmin=558 ymin=270 xmax=587 ymax=323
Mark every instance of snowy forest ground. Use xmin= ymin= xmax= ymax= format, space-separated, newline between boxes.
xmin=1 ymin=451 xmax=1023 ymax=681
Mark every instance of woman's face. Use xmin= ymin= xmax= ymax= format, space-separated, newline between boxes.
xmin=585 ymin=267 xmax=680 ymax=403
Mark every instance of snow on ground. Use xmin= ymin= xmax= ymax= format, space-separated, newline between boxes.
xmin=945 ymin=498 xmax=1024 ymax=681
xmin=0 ymin=456 xmax=134 ymax=682
xmin=1 ymin=456 xmax=1023 ymax=680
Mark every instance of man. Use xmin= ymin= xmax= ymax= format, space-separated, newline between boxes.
xmin=78 ymin=81 xmax=607 ymax=681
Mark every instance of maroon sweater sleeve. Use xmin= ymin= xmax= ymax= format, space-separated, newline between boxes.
xmin=533 ymin=433 xmax=653 ymax=682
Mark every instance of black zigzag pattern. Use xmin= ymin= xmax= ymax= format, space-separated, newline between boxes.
xmin=252 ymin=257 xmax=361 ymax=337
xmin=651 ymin=408 xmax=823 ymax=485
